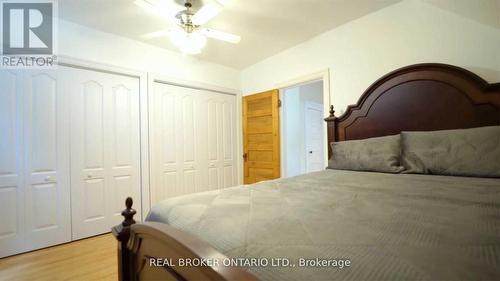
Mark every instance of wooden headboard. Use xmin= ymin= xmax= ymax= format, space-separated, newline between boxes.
xmin=325 ymin=63 xmax=500 ymax=158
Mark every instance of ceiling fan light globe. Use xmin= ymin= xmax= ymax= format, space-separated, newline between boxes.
xmin=169 ymin=30 xmax=207 ymax=55
xmin=168 ymin=28 xmax=186 ymax=46
xmin=181 ymin=45 xmax=203 ymax=55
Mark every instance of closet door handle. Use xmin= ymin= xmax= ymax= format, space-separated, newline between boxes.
xmin=44 ymin=176 xmax=53 ymax=182
xmin=87 ymin=174 xmax=92 ymax=179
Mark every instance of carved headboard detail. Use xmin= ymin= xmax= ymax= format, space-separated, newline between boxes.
xmin=325 ymin=63 xmax=500 ymax=158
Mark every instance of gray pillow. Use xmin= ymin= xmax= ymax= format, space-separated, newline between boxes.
xmin=401 ymin=126 xmax=500 ymax=178
xmin=328 ymin=135 xmax=405 ymax=173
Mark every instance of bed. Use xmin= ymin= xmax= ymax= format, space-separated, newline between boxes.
xmin=112 ymin=63 xmax=500 ymax=281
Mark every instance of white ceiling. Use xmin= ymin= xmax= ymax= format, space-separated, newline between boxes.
xmin=423 ymin=0 xmax=500 ymax=30
xmin=59 ymin=0 xmax=500 ymax=69
xmin=59 ymin=0 xmax=400 ymax=69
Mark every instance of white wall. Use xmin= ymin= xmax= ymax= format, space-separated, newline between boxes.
xmin=59 ymin=20 xmax=240 ymax=90
xmin=241 ymin=0 xmax=500 ymax=114
xmin=283 ymin=87 xmax=301 ymax=177
xmin=300 ymin=81 xmax=324 ymax=104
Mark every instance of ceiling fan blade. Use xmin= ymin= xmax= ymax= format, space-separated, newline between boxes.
xmin=141 ymin=29 xmax=172 ymax=39
xmin=200 ymin=28 xmax=241 ymax=44
xmin=134 ymin=0 xmax=181 ymax=23
xmin=192 ymin=2 xmax=223 ymax=25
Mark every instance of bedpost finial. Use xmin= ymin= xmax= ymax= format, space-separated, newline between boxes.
xmin=126 ymin=197 xmax=133 ymax=209
xmin=329 ymin=105 xmax=335 ymax=117
xmin=122 ymin=197 xmax=136 ymax=227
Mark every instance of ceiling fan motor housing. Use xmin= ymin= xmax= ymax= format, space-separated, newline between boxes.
xmin=176 ymin=0 xmax=199 ymax=33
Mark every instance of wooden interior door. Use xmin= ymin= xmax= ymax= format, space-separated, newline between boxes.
xmin=243 ymin=90 xmax=280 ymax=184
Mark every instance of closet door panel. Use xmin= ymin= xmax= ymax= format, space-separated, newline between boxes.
xmin=207 ymin=101 xmax=218 ymax=163
xmin=208 ymin=93 xmax=237 ymax=190
xmin=81 ymin=81 xmax=106 ymax=225
xmin=195 ymin=92 xmax=209 ymax=193
xmin=83 ymin=81 xmax=105 ymax=170
xmin=206 ymin=99 xmax=219 ymax=190
xmin=24 ymin=70 xmax=71 ymax=250
xmin=221 ymin=99 xmax=236 ymax=188
xmin=161 ymin=171 xmax=177 ymax=201
xmin=161 ymin=94 xmax=177 ymax=165
xmin=208 ymin=167 xmax=219 ymax=190
xmin=70 ymin=73 xmax=107 ymax=239
xmin=180 ymin=93 xmax=200 ymax=195
xmin=151 ymin=83 xmax=237 ymax=204
xmin=0 ymin=70 xmax=24 ymax=257
xmin=223 ymin=166 xmax=234 ymax=188
xmin=70 ymin=68 xmax=141 ymax=239
xmin=152 ymin=84 xmax=202 ymax=202
xmin=83 ymin=179 xmax=105 ymax=220
xmin=182 ymin=95 xmax=196 ymax=164
xmin=108 ymin=82 xmax=140 ymax=226
xmin=159 ymin=91 xmax=177 ymax=201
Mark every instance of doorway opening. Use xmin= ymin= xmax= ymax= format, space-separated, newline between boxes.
xmin=281 ymin=80 xmax=325 ymax=177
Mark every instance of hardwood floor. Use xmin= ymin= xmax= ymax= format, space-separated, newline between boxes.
xmin=0 ymin=234 xmax=117 ymax=281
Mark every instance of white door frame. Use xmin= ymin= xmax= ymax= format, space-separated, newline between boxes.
xmin=58 ymin=56 xmax=148 ymax=220
xmin=276 ymin=69 xmax=331 ymax=177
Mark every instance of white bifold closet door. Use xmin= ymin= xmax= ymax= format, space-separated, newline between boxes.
xmin=0 ymin=69 xmax=72 ymax=257
xmin=66 ymin=67 xmax=141 ymax=240
xmin=0 ymin=70 xmax=27 ymax=257
xmin=24 ymin=70 xmax=72 ymax=249
xmin=151 ymin=82 xmax=237 ymax=205
xmin=0 ymin=66 xmax=141 ymax=257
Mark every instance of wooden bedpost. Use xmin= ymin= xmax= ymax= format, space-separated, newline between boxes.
xmin=112 ymin=197 xmax=137 ymax=281
xmin=324 ymin=105 xmax=337 ymax=159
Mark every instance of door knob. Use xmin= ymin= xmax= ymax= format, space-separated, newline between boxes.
xmin=309 ymin=151 xmax=313 ymax=154
xmin=44 ymin=176 xmax=52 ymax=182
xmin=87 ymin=174 xmax=92 ymax=179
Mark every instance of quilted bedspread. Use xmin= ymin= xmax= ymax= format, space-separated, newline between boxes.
xmin=146 ymin=170 xmax=500 ymax=280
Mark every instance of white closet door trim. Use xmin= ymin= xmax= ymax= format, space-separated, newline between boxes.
xmin=150 ymin=73 xmax=240 ymax=96
xmin=58 ymin=56 xmax=149 ymax=221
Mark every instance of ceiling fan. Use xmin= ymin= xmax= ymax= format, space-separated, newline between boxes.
xmin=135 ymin=0 xmax=241 ymax=54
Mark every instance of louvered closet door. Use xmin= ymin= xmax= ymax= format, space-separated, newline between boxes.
xmin=0 ymin=70 xmax=25 ymax=257
xmin=67 ymin=67 xmax=141 ymax=240
xmin=23 ymin=69 xmax=72 ymax=250
xmin=151 ymin=83 xmax=237 ymax=204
